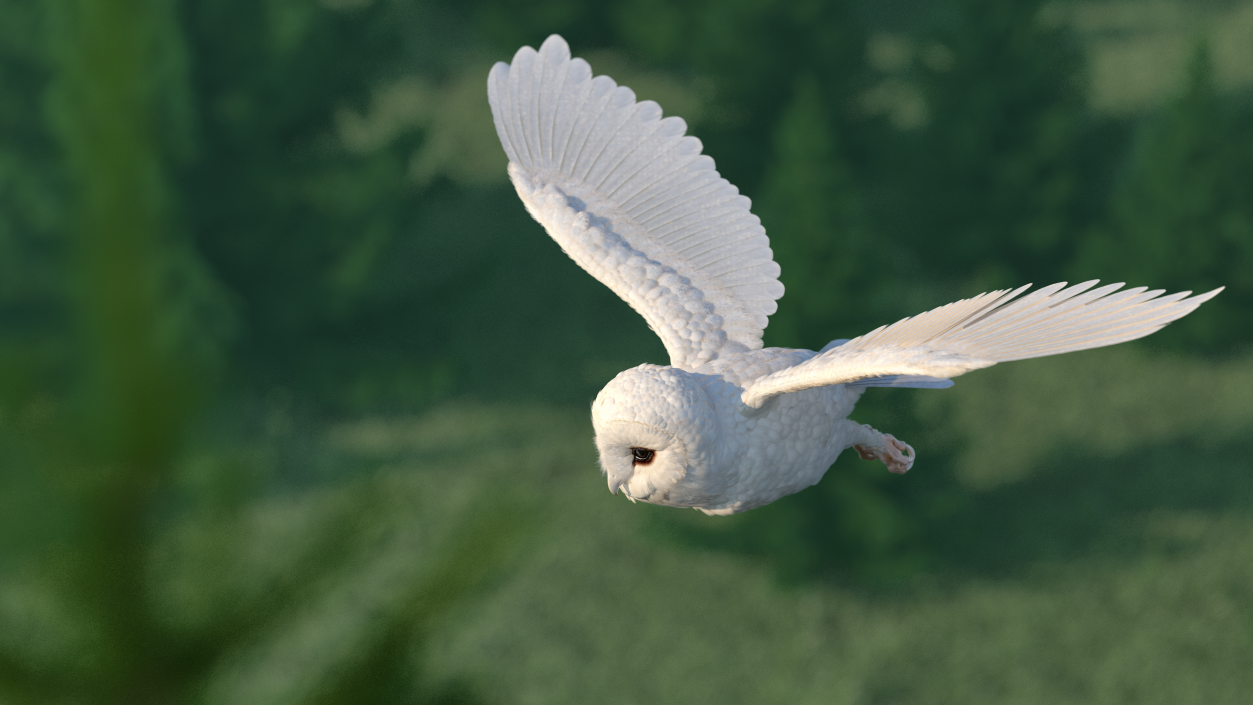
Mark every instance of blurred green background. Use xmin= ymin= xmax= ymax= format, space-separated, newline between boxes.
xmin=1 ymin=0 xmax=1251 ymax=703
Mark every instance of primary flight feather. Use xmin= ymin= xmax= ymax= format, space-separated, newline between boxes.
xmin=488 ymin=35 xmax=1222 ymax=515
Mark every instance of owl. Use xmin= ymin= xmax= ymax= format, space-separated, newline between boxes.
xmin=487 ymin=35 xmax=1220 ymax=515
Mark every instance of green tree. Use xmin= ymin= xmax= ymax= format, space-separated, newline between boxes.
xmin=755 ymin=76 xmax=878 ymax=350
xmin=0 ymin=1 xmax=69 ymax=398
xmin=1072 ymin=45 xmax=1253 ymax=350
xmin=183 ymin=0 xmax=416 ymax=394
xmin=888 ymin=0 xmax=1107 ymax=291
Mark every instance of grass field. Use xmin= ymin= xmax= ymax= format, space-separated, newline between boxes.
xmin=4 ymin=345 xmax=1249 ymax=704
xmin=158 ymin=345 xmax=1251 ymax=705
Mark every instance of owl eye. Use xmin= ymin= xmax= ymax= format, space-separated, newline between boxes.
xmin=631 ymin=447 xmax=655 ymax=465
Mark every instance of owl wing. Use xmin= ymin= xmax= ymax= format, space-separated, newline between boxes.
xmin=739 ymin=281 xmax=1223 ymax=409
xmin=488 ymin=35 xmax=784 ymax=371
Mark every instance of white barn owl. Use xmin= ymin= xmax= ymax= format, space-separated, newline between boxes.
xmin=487 ymin=35 xmax=1221 ymax=515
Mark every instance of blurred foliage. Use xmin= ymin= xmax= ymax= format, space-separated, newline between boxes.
xmin=0 ymin=1 xmax=529 ymax=703
xmin=1073 ymin=43 xmax=1253 ymax=349
xmin=4 ymin=0 xmax=1251 ymax=410
xmin=897 ymin=0 xmax=1099 ymax=281
xmin=409 ymin=355 xmax=1253 ymax=703
xmin=1 ymin=0 xmax=1251 ymax=702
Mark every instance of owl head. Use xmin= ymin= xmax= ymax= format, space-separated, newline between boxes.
xmin=591 ymin=364 xmax=720 ymax=504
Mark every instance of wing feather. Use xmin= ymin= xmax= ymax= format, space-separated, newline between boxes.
xmin=553 ymin=61 xmax=594 ymax=170
xmin=488 ymin=35 xmax=783 ymax=368
xmin=509 ymin=48 xmax=537 ymax=165
xmin=740 ymin=282 xmax=1223 ymax=409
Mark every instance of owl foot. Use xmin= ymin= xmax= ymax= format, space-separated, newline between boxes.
xmin=854 ymin=432 xmax=915 ymax=474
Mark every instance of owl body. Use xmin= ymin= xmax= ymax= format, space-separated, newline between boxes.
xmin=593 ymin=351 xmax=867 ymax=515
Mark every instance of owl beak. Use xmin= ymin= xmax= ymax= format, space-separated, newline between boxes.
xmin=607 ymin=470 xmax=631 ymax=496
xmin=601 ymin=451 xmax=633 ymax=496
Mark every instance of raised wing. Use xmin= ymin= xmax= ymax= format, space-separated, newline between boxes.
xmin=740 ymin=281 xmax=1223 ymax=409
xmin=487 ymin=35 xmax=784 ymax=370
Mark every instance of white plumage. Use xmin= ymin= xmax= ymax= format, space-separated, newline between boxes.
xmin=488 ymin=35 xmax=1222 ymax=515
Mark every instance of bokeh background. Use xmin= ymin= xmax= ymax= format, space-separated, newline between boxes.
xmin=1 ymin=0 xmax=1251 ymax=703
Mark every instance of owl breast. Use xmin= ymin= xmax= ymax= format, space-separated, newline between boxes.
xmin=696 ymin=380 xmax=862 ymax=513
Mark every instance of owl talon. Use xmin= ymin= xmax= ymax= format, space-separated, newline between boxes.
xmin=854 ymin=433 xmax=915 ymax=474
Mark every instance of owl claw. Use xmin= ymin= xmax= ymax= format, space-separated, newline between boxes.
xmin=854 ymin=433 xmax=915 ymax=474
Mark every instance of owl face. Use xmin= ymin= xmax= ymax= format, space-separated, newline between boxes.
xmin=591 ymin=365 xmax=718 ymax=503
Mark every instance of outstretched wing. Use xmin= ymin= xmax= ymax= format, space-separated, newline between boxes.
xmin=740 ymin=281 xmax=1223 ymax=409
xmin=487 ymin=35 xmax=784 ymax=370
